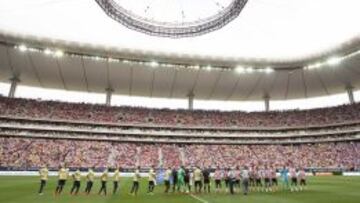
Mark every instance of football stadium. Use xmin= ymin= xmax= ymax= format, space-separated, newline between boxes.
xmin=0 ymin=0 xmax=360 ymax=203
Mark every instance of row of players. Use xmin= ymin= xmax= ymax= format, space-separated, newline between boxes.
xmin=37 ymin=165 xmax=307 ymax=196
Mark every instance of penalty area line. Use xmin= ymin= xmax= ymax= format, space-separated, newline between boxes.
xmin=189 ymin=194 xmax=209 ymax=203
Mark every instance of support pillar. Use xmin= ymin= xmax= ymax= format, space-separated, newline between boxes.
xmin=187 ymin=91 xmax=194 ymax=110
xmin=264 ymin=94 xmax=270 ymax=112
xmin=105 ymin=87 xmax=113 ymax=106
xmin=346 ymin=86 xmax=355 ymax=104
xmin=8 ymin=77 xmax=20 ymax=98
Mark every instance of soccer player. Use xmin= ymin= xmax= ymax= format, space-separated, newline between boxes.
xmin=280 ymin=166 xmax=289 ymax=190
xmin=38 ymin=165 xmax=48 ymax=195
xmin=184 ymin=167 xmax=191 ymax=193
xmin=194 ymin=166 xmax=202 ymax=193
xmin=214 ymin=166 xmax=223 ymax=193
xmin=241 ymin=166 xmax=250 ymax=195
xmin=130 ymin=166 xmax=141 ymax=196
xmin=224 ymin=168 xmax=230 ymax=193
xmin=55 ymin=164 xmax=68 ymax=195
xmin=202 ymin=167 xmax=211 ymax=193
xmin=172 ymin=167 xmax=178 ymax=192
xmin=147 ymin=166 xmax=156 ymax=195
xmin=98 ymin=168 xmax=108 ymax=196
xmin=177 ymin=166 xmax=186 ymax=193
xmin=84 ymin=167 xmax=95 ymax=195
xmin=289 ymin=167 xmax=298 ymax=192
xmin=234 ymin=166 xmax=241 ymax=192
xmin=228 ymin=167 xmax=236 ymax=195
xmin=298 ymin=168 xmax=306 ymax=191
xmin=264 ymin=166 xmax=272 ymax=192
xmin=70 ymin=168 xmax=81 ymax=195
xmin=254 ymin=166 xmax=263 ymax=192
xmin=113 ymin=167 xmax=121 ymax=195
xmin=164 ymin=167 xmax=172 ymax=193
xmin=249 ymin=166 xmax=255 ymax=191
xmin=271 ymin=166 xmax=278 ymax=191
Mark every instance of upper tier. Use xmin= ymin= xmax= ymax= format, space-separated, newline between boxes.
xmin=0 ymin=97 xmax=359 ymax=129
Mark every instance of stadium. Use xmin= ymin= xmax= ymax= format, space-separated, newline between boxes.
xmin=0 ymin=0 xmax=360 ymax=203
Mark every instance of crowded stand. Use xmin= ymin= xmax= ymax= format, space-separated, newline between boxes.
xmin=1 ymin=97 xmax=360 ymax=128
xmin=0 ymin=137 xmax=359 ymax=171
xmin=0 ymin=96 xmax=360 ymax=171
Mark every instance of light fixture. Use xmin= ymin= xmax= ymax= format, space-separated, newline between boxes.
xmin=235 ymin=66 xmax=245 ymax=74
xmin=265 ymin=67 xmax=274 ymax=73
xmin=150 ymin=61 xmax=159 ymax=67
xmin=19 ymin=44 xmax=27 ymax=52
xmin=44 ymin=49 xmax=52 ymax=55
xmin=54 ymin=50 xmax=64 ymax=57
xmin=326 ymin=57 xmax=341 ymax=66
xmin=192 ymin=65 xmax=200 ymax=70
xmin=245 ymin=67 xmax=254 ymax=73
xmin=205 ymin=66 xmax=212 ymax=71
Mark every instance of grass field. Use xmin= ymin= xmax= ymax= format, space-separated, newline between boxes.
xmin=0 ymin=176 xmax=359 ymax=203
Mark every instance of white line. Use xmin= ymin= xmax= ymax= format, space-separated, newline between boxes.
xmin=189 ymin=194 xmax=209 ymax=203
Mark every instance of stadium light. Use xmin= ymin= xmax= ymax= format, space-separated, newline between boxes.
xmin=265 ymin=67 xmax=274 ymax=74
xmin=44 ymin=49 xmax=52 ymax=55
xmin=205 ymin=66 xmax=212 ymax=71
xmin=192 ymin=65 xmax=200 ymax=70
xmin=54 ymin=50 xmax=64 ymax=58
xmin=150 ymin=61 xmax=159 ymax=67
xmin=235 ymin=66 xmax=245 ymax=74
xmin=245 ymin=67 xmax=254 ymax=73
xmin=326 ymin=57 xmax=342 ymax=66
xmin=19 ymin=44 xmax=27 ymax=52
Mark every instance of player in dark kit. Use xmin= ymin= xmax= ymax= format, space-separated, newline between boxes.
xmin=184 ymin=167 xmax=191 ymax=193
xmin=172 ymin=167 xmax=178 ymax=192
xmin=203 ymin=167 xmax=211 ymax=193
xmin=224 ymin=168 xmax=230 ymax=192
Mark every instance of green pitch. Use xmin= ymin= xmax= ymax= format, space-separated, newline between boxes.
xmin=0 ymin=176 xmax=359 ymax=203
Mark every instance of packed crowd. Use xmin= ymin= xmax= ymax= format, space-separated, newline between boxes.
xmin=1 ymin=97 xmax=360 ymax=128
xmin=1 ymin=137 xmax=359 ymax=170
xmin=3 ymin=119 xmax=360 ymax=138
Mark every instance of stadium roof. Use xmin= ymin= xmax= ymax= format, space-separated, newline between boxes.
xmin=0 ymin=0 xmax=359 ymax=101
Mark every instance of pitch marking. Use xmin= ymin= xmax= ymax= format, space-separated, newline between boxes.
xmin=189 ymin=194 xmax=209 ymax=203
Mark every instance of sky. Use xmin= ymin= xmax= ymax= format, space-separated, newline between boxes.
xmin=0 ymin=82 xmax=358 ymax=112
